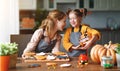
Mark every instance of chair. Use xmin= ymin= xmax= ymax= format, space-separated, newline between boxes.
xmin=10 ymin=34 xmax=32 ymax=57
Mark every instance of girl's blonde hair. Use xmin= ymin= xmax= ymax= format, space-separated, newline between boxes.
xmin=39 ymin=9 xmax=66 ymax=36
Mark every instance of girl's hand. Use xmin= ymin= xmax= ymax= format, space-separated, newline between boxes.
xmin=71 ymin=40 xmax=92 ymax=50
xmin=74 ymin=40 xmax=91 ymax=50
xmin=81 ymin=40 xmax=91 ymax=49
xmin=72 ymin=46 xmax=79 ymax=50
xmin=72 ymin=45 xmax=82 ymax=50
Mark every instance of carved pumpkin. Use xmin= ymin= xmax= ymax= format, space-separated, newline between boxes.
xmin=79 ymin=30 xmax=92 ymax=47
xmin=90 ymin=41 xmax=118 ymax=64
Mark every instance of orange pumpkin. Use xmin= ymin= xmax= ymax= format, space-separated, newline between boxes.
xmin=90 ymin=41 xmax=118 ymax=64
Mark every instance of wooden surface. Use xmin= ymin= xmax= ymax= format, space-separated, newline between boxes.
xmin=9 ymin=57 xmax=120 ymax=71
xmin=24 ymin=58 xmax=70 ymax=62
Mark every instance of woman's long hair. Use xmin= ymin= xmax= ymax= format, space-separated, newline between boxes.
xmin=39 ymin=10 xmax=66 ymax=37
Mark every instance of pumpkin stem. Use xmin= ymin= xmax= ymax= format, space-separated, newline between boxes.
xmin=106 ymin=41 xmax=112 ymax=49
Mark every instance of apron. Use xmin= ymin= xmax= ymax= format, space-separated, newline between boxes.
xmin=35 ymin=34 xmax=57 ymax=53
xmin=68 ymin=26 xmax=87 ymax=57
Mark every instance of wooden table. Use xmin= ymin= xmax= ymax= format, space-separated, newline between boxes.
xmin=9 ymin=57 xmax=120 ymax=71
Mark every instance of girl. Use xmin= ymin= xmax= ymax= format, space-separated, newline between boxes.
xmin=22 ymin=10 xmax=66 ymax=58
xmin=63 ymin=8 xmax=101 ymax=57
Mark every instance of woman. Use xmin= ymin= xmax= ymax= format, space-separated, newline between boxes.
xmin=63 ymin=8 xmax=101 ymax=57
xmin=22 ymin=10 xmax=66 ymax=59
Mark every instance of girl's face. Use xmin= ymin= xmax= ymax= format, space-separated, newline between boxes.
xmin=69 ymin=12 xmax=82 ymax=27
xmin=56 ymin=16 xmax=66 ymax=31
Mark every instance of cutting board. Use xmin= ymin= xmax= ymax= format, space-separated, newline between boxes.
xmin=23 ymin=53 xmax=70 ymax=63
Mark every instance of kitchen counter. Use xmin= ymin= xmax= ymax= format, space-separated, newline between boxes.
xmin=9 ymin=57 xmax=120 ymax=71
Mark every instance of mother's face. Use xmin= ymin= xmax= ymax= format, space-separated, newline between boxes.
xmin=56 ymin=16 xmax=66 ymax=31
xmin=69 ymin=12 xmax=82 ymax=27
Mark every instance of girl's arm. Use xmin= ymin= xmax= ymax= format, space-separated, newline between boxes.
xmin=80 ymin=34 xmax=99 ymax=49
xmin=62 ymin=28 xmax=74 ymax=52
xmin=79 ymin=26 xmax=101 ymax=49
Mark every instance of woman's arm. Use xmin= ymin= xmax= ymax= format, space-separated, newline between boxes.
xmin=22 ymin=29 xmax=43 ymax=58
xmin=52 ymin=34 xmax=62 ymax=53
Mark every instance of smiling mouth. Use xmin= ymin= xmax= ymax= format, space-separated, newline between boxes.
xmin=71 ymin=23 xmax=76 ymax=26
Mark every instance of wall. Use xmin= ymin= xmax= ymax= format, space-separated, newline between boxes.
xmin=0 ymin=0 xmax=19 ymax=43
xmin=83 ymin=11 xmax=120 ymax=29
xmin=56 ymin=3 xmax=120 ymax=29
xmin=65 ymin=11 xmax=120 ymax=29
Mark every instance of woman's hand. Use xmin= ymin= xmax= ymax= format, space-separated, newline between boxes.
xmin=21 ymin=52 xmax=29 ymax=59
xmin=22 ymin=52 xmax=36 ymax=59
xmin=22 ymin=53 xmax=26 ymax=59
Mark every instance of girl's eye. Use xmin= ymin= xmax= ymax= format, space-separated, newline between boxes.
xmin=69 ymin=17 xmax=77 ymax=20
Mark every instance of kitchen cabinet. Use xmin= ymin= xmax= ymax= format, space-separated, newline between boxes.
xmin=45 ymin=0 xmax=55 ymax=10
xmin=37 ymin=0 xmax=44 ymax=9
xmin=93 ymin=0 xmax=109 ymax=11
xmin=96 ymin=30 xmax=120 ymax=44
xmin=99 ymin=31 xmax=110 ymax=44
xmin=78 ymin=0 xmax=108 ymax=11
xmin=116 ymin=32 xmax=120 ymax=43
xmin=109 ymin=30 xmax=120 ymax=43
xmin=110 ymin=31 xmax=120 ymax=43
xmin=19 ymin=0 xmax=120 ymax=11
xmin=43 ymin=0 xmax=77 ymax=10
xmin=37 ymin=0 xmax=49 ymax=10
xmin=48 ymin=0 xmax=54 ymax=9
xmin=19 ymin=0 xmax=36 ymax=10
xmin=109 ymin=0 xmax=120 ymax=10
xmin=78 ymin=0 xmax=120 ymax=11
xmin=37 ymin=0 xmax=55 ymax=10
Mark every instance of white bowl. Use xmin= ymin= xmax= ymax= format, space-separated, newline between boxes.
xmin=36 ymin=52 xmax=46 ymax=56
xmin=60 ymin=63 xmax=71 ymax=67
xmin=47 ymin=55 xmax=56 ymax=60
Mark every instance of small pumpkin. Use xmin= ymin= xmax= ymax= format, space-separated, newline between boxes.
xmin=90 ymin=41 xmax=118 ymax=64
xmin=78 ymin=54 xmax=88 ymax=65
xmin=78 ymin=54 xmax=88 ymax=61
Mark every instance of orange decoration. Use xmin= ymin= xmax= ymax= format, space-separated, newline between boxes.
xmin=21 ymin=17 xmax=35 ymax=28
xmin=90 ymin=41 xmax=118 ymax=64
xmin=0 ymin=56 xmax=10 ymax=71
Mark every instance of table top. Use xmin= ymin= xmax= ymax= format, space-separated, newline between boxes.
xmin=9 ymin=57 xmax=120 ymax=71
